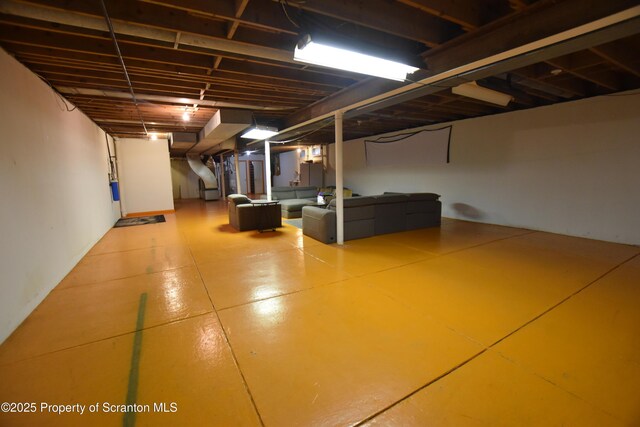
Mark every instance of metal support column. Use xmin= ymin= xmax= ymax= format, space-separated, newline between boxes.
xmin=265 ymin=140 xmax=272 ymax=201
xmin=219 ymin=154 xmax=226 ymax=199
xmin=233 ymin=148 xmax=242 ymax=194
xmin=335 ymin=110 xmax=344 ymax=245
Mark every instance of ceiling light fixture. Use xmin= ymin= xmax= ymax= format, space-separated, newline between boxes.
xmin=451 ymin=81 xmax=513 ymax=106
xmin=182 ymin=111 xmax=190 ymax=121
xmin=150 ymin=133 xmax=158 ymax=140
xmin=240 ymin=125 xmax=279 ymax=140
xmin=294 ymin=34 xmax=419 ymax=81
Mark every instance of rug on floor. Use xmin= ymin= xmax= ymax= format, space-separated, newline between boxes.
xmin=284 ymin=218 xmax=302 ymax=229
xmin=114 ymin=215 xmax=166 ymax=228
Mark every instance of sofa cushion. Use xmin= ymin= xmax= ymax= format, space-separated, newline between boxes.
xmin=407 ymin=200 xmax=441 ymax=214
xmin=407 ymin=192 xmax=440 ymax=201
xmin=328 ymin=197 xmax=375 ymax=222
xmin=345 ymin=219 xmax=375 ymax=240
xmin=373 ymin=194 xmax=409 ymax=204
xmin=374 ymin=198 xmax=408 ymax=235
xmin=228 ymin=194 xmax=251 ymax=205
xmin=407 ymin=210 xmax=441 ymax=230
xmin=279 ymin=199 xmax=315 ymax=211
xmin=271 ymin=190 xmax=296 ymax=200
xmin=328 ymin=196 xmax=376 ymax=208
xmin=295 ymin=188 xmax=318 ymax=199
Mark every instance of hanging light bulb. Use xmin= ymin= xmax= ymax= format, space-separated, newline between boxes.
xmin=182 ymin=111 xmax=190 ymax=121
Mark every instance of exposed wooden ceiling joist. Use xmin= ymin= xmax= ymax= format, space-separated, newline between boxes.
xmin=274 ymin=0 xmax=458 ymax=47
xmin=0 ymin=0 xmax=295 ymax=63
xmin=0 ymin=0 xmax=637 ymax=149
xmin=283 ymin=0 xmax=640 ymax=128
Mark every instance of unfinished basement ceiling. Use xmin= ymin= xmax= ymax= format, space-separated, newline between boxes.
xmin=0 ymin=0 xmax=638 ymax=156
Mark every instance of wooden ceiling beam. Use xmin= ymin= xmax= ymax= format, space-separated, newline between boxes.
xmin=590 ymin=42 xmax=640 ymax=77
xmin=514 ymin=65 xmax=588 ymax=97
xmin=227 ymin=0 xmax=250 ymax=39
xmin=283 ymin=0 xmax=639 ymax=128
xmin=217 ymin=60 xmax=358 ymax=88
xmin=27 ymin=61 xmax=334 ymax=97
xmin=16 ymin=0 xmax=232 ymax=39
xmin=508 ymin=0 xmax=535 ymax=12
xmin=277 ymin=0 xmax=458 ymax=47
xmin=545 ymin=57 xmax=622 ymax=90
xmin=11 ymin=46 xmax=351 ymax=91
xmin=400 ymin=98 xmax=497 ymax=116
xmin=479 ymin=77 xmax=539 ymax=106
xmin=396 ymin=0 xmax=485 ymax=29
xmin=6 ymin=42 xmax=208 ymax=75
xmin=0 ymin=13 xmax=371 ymax=82
xmin=410 ymin=92 xmax=504 ymax=112
xmin=140 ymin=0 xmax=297 ymax=35
xmin=0 ymin=23 xmax=358 ymax=87
xmin=55 ymin=74 xmax=317 ymax=107
xmin=0 ymin=25 xmax=216 ymax=68
xmin=424 ymin=0 xmax=640 ymax=75
xmin=0 ymin=0 xmax=296 ymax=64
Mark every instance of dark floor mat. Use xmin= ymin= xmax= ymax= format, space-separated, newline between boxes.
xmin=114 ymin=215 xmax=166 ymax=228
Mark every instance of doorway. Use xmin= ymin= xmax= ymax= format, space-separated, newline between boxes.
xmin=238 ymin=160 xmax=265 ymax=196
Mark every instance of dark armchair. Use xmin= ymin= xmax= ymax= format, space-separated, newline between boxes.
xmin=227 ymin=194 xmax=282 ymax=231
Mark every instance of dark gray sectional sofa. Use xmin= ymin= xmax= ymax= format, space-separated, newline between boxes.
xmin=301 ymin=192 xmax=441 ymax=243
xmin=268 ymin=186 xmax=318 ymax=218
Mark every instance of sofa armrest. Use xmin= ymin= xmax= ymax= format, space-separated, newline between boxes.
xmin=233 ymin=204 xmax=257 ymax=231
xmin=302 ymin=206 xmax=336 ymax=244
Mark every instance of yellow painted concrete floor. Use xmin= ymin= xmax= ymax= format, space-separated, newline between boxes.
xmin=1 ymin=199 xmax=639 ymax=426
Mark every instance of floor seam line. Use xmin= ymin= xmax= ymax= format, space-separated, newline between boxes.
xmin=487 ymin=250 xmax=640 ymax=349
xmin=355 ymin=251 xmax=640 ymax=425
xmin=342 ymin=230 xmax=536 ymax=280
xmin=84 ymin=242 xmax=189 ymax=258
xmin=0 ymin=311 xmax=214 ymax=367
xmin=217 ymin=276 xmax=355 ymax=312
xmin=186 ymin=243 xmax=267 ymax=427
xmin=353 ymin=348 xmax=490 ymax=426
xmin=53 ymin=264 xmax=195 ymax=292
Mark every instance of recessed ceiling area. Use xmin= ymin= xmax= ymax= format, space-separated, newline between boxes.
xmin=0 ymin=0 xmax=638 ymax=156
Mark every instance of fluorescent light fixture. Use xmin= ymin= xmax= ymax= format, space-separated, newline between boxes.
xmin=451 ymin=81 xmax=513 ymax=106
xmin=241 ymin=125 xmax=279 ymax=139
xmin=294 ymin=34 xmax=419 ymax=81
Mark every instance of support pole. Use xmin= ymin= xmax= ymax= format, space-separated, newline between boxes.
xmin=265 ymin=140 xmax=272 ymax=201
xmin=219 ymin=154 xmax=226 ymax=199
xmin=335 ymin=110 xmax=344 ymax=245
xmin=233 ymin=148 xmax=242 ymax=194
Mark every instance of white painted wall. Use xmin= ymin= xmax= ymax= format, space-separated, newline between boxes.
xmin=327 ymin=92 xmax=640 ymax=245
xmin=116 ymin=138 xmax=174 ymax=215
xmin=273 ymin=150 xmax=299 ymax=187
xmin=170 ymin=158 xmax=200 ymax=199
xmin=0 ymin=49 xmax=120 ymax=343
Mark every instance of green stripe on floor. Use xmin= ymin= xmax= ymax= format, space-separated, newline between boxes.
xmin=123 ymin=292 xmax=147 ymax=427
